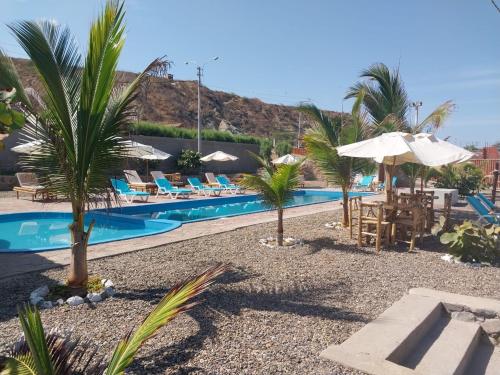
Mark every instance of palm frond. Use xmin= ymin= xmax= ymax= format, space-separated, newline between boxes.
xmin=104 ymin=264 xmax=227 ymax=375
xmin=298 ymin=104 xmax=341 ymax=146
xmin=0 ymin=49 xmax=31 ymax=108
xmin=413 ymin=100 xmax=455 ymax=133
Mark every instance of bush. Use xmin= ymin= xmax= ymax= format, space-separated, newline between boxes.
xmin=177 ymin=149 xmax=201 ymax=173
xmin=131 ymin=122 xmax=262 ymax=145
xmin=432 ymin=216 xmax=500 ymax=264
xmin=275 ymin=140 xmax=292 ymax=156
xmin=259 ymin=138 xmax=273 ymax=161
xmin=434 ymin=163 xmax=483 ymax=196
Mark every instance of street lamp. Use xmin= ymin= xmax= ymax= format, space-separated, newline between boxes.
xmin=410 ymin=101 xmax=423 ymax=126
xmin=185 ymin=56 xmax=220 ymax=154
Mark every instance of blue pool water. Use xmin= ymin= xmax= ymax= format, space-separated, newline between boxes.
xmin=0 ymin=190 xmax=370 ymax=252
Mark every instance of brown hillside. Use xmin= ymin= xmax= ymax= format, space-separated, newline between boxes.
xmin=12 ymin=58 xmax=340 ymax=138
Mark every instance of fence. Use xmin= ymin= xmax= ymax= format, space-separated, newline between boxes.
xmin=470 ymin=159 xmax=500 ymax=188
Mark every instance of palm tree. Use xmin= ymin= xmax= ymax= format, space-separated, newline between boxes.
xmin=241 ymin=156 xmax=302 ymax=246
xmin=0 ymin=264 xmax=227 ymax=375
xmin=300 ymin=92 xmax=372 ymax=227
xmin=2 ymin=1 xmax=168 ymax=292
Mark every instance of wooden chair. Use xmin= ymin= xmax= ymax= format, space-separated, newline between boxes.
xmin=391 ymin=197 xmax=425 ymax=252
xmin=416 ymin=190 xmax=435 ymax=231
xmin=442 ymin=193 xmax=452 ymax=231
xmin=13 ymin=172 xmax=50 ymax=201
xmin=357 ymin=202 xmax=391 ymax=253
xmin=348 ymin=196 xmax=362 ymax=239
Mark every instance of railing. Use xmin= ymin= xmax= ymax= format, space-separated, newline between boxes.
xmin=470 ymin=159 xmax=500 ymax=188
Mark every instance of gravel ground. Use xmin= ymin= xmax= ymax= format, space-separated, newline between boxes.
xmin=0 ymin=211 xmax=499 ymax=374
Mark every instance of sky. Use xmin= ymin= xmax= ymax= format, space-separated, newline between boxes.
xmin=0 ymin=0 xmax=499 ymax=146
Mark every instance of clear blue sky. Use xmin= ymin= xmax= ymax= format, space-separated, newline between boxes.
xmin=1 ymin=0 xmax=499 ymax=146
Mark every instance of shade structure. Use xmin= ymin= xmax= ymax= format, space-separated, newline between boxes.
xmin=200 ymin=151 xmax=238 ymax=162
xmin=272 ymin=154 xmax=302 ymax=165
xmin=11 ymin=140 xmax=44 ymax=154
xmin=122 ymin=140 xmax=171 ymax=160
xmin=336 ymin=132 xmax=473 ymax=167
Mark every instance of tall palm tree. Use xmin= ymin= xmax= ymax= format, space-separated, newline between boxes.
xmin=3 ymin=1 xmax=167 ymax=292
xmin=241 ymin=156 xmax=302 ymax=246
xmin=300 ymin=92 xmax=372 ymax=226
xmin=0 ymin=264 xmax=227 ymax=375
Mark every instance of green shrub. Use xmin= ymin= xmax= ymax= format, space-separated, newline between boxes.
xmin=275 ymin=140 xmax=292 ymax=156
xmin=259 ymin=138 xmax=273 ymax=161
xmin=434 ymin=163 xmax=483 ymax=196
xmin=177 ymin=149 xmax=201 ymax=172
xmin=432 ymin=216 xmax=500 ymax=264
xmin=131 ymin=122 xmax=262 ymax=145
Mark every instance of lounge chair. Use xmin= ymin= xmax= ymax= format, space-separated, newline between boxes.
xmin=216 ymin=175 xmax=245 ymax=194
xmin=187 ymin=177 xmax=223 ymax=196
xmin=377 ymin=176 xmax=398 ymax=191
xmin=466 ymin=196 xmax=499 ymax=225
xmin=477 ymin=192 xmax=497 ymax=212
xmin=151 ymin=171 xmax=192 ymax=199
xmin=13 ymin=172 xmax=50 ymax=201
xmin=123 ymin=170 xmax=156 ymax=192
xmin=110 ymin=178 xmax=150 ymax=203
xmin=205 ymin=172 xmax=221 ymax=187
xmin=353 ymin=175 xmax=375 ymax=191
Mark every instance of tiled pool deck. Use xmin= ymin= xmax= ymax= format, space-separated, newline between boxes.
xmin=0 ymin=189 xmax=382 ymax=278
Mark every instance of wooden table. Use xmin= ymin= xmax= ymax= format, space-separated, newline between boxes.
xmin=128 ymin=182 xmax=157 ymax=194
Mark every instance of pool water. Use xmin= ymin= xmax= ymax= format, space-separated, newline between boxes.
xmin=0 ymin=212 xmax=180 ymax=252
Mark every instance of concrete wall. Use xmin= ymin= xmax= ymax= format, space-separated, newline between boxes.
xmin=0 ymin=131 xmax=260 ymax=177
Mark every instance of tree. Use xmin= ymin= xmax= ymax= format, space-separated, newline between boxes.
xmin=3 ymin=0 xmax=168 ymax=292
xmin=259 ymin=138 xmax=273 ymax=162
xmin=0 ymin=264 xmax=227 ymax=375
xmin=275 ymin=140 xmax=292 ymax=156
xmin=300 ymin=92 xmax=372 ymax=226
xmin=241 ymin=156 xmax=301 ymax=246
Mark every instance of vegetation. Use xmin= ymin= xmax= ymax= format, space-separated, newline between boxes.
xmin=259 ymin=138 xmax=273 ymax=162
xmin=0 ymin=1 xmax=168 ymax=292
xmin=241 ymin=155 xmax=302 ymax=246
xmin=432 ymin=217 xmax=500 ymax=264
xmin=0 ymin=264 xmax=227 ymax=375
xmin=300 ymin=91 xmax=372 ymax=226
xmin=131 ymin=122 xmax=262 ymax=144
xmin=434 ymin=163 xmax=483 ymax=196
xmin=176 ymin=149 xmax=201 ymax=173
xmin=275 ymin=140 xmax=292 ymax=157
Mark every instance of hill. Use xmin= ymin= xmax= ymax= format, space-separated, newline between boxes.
xmin=12 ymin=58 xmax=340 ymax=139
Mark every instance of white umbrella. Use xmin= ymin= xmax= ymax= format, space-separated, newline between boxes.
xmin=200 ymin=151 xmax=238 ymax=162
xmin=272 ymin=154 xmax=302 ymax=165
xmin=11 ymin=140 xmax=44 ymax=154
xmin=122 ymin=140 xmax=171 ymax=160
xmin=336 ymin=132 xmax=474 ymax=201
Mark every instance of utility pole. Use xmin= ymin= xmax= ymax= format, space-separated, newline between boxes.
xmin=410 ymin=101 xmax=423 ymax=126
xmin=186 ymin=57 xmax=220 ymax=154
xmin=297 ymin=111 xmax=302 ymax=148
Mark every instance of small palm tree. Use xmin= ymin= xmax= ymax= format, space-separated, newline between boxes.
xmin=0 ymin=264 xmax=227 ymax=375
xmin=2 ymin=1 xmax=168 ymax=292
xmin=241 ymin=156 xmax=302 ymax=246
xmin=300 ymin=92 xmax=372 ymax=227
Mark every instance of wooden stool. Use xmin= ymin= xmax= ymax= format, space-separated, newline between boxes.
xmin=348 ymin=196 xmax=362 ymax=239
xmin=391 ymin=199 xmax=424 ymax=252
xmin=357 ymin=202 xmax=391 ymax=253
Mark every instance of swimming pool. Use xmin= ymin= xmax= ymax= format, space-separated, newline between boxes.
xmin=0 ymin=212 xmax=180 ymax=252
xmin=0 ymin=190 xmax=371 ymax=252
xmin=107 ymin=190 xmax=370 ymax=223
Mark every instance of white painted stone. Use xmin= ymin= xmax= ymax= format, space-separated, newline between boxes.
xmin=30 ymin=295 xmax=43 ymax=306
xmin=31 ymin=285 xmax=49 ymax=298
xmin=472 ymin=308 xmax=497 ymax=319
xmin=104 ymin=287 xmax=116 ymax=297
xmin=66 ymin=296 xmax=84 ymax=306
xmin=482 ymin=319 xmax=500 ymax=336
xmin=86 ymin=293 xmax=102 ymax=303
xmin=56 ymin=299 xmax=64 ymax=306
xmin=443 ymin=303 xmax=465 ymax=313
xmin=440 ymin=254 xmax=454 ymax=263
xmin=103 ymin=279 xmax=114 ymax=288
xmin=451 ymin=311 xmax=476 ymax=322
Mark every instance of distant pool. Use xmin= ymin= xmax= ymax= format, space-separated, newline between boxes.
xmin=0 ymin=212 xmax=180 ymax=253
xmin=107 ymin=190 xmax=371 ymax=223
xmin=0 ymin=190 xmax=371 ymax=252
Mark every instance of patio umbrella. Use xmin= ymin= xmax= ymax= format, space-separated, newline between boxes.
xmin=336 ymin=132 xmax=474 ymax=201
xmin=11 ymin=140 xmax=44 ymax=154
xmin=272 ymin=154 xmax=302 ymax=165
xmin=122 ymin=140 xmax=171 ymax=177
xmin=200 ymin=151 xmax=238 ymax=162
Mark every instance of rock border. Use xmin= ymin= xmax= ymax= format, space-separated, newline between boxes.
xmin=29 ymin=279 xmax=116 ymax=309
xmin=259 ymin=237 xmax=304 ymax=249
xmin=440 ymin=253 xmax=492 ymax=268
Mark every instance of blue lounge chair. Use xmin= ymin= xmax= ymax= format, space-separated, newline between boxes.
xmin=353 ymin=175 xmax=375 ymax=191
xmin=216 ymin=175 xmax=245 ymax=194
xmin=151 ymin=171 xmax=192 ymax=199
xmin=188 ymin=177 xmax=223 ymax=196
xmin=110 ymin=178 xmax=150 ymax=203
xmin=377 ymin=176 xmax=398 ymax=191
xmin=466 ymin=196 xmax=499 ymax=225
xmin=477 ymin=192 xmax=497 ymax=212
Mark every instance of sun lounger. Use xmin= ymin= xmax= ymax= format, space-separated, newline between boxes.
xmin=13 ymin=172 xmax=50 ymax=201
xmin=466 ymin=196 xmax=499 ymax=225
xmin=188 ymin=177 xmax=223 ymax=196
xmin=110 ymin=178 xmax=150 ymax=203
xmin=123 ymin=170 xmax=156 ymax=193
xmin=353 ymin=175 xmax=375 ymax=191
xmin=377 ymin=176 xmax=397 ymax=191
xmin=477 ymin=192 xmax=497 ymax=212
xmin=216 ymin=175 xmax=245 ymax=194
xmin=151 ymin=171 xmax=192 ymax=199
xmin=205 ymin=172 xmax=221 ymax=187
